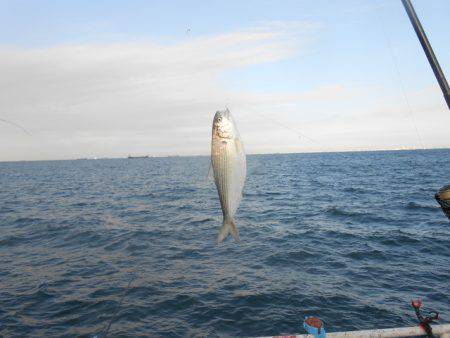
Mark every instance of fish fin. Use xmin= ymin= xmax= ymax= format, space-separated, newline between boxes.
xmin=217 ymin=218 xmax=240 ymax=243
xmin=205 ymin=159 xmax=214 ymax=184
xmin=207 ymin=161 xmax=214 ymax=181
xmin=234 ymin=138 xmax=242 ymax=153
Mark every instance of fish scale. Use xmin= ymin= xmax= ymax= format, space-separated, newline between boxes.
xmin=214 ymin=140 xmax=235 ymax=215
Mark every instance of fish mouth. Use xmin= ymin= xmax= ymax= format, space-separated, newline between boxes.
xmin=213 ymin=125 xmax=232 ymax=139
xmin=220 ymin=109 xmax=230 ymax=118
xmin=212 ymin=109 xmax=233 ymax=138
xmin=214 ymin=109 xmax=230 ymax=120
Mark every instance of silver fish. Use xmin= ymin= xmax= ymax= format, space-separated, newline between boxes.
xmin=211 ymin=109 xmax=246 ymax=243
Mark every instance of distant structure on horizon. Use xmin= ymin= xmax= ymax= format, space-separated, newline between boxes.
xmin=127 ymin=155 xmax=149 ymax=159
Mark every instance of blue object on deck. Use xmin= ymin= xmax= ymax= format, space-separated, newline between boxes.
xmin=303 ymin=316 xmax=326 ymax=338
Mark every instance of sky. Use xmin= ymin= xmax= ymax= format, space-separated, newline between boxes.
xmin=0 ymin=0 xmax=449 ymax=161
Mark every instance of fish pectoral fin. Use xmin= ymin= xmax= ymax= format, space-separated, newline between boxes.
xmin=206 ymin=159 xmax=214 ymax=183
xmin=217 ymin=218 xmax=240 ymax=243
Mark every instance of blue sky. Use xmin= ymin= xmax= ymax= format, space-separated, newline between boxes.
xmin=0 ymin=0 xmax=449 ymax=160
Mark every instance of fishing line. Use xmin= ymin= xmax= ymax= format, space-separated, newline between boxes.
xmin=375 ymin=8 xmax=425 ymax=149
xmin=254 ymin=111 xmax=328 ymax=149
xmin=101 ymin=274 xmax=138 ymax=338
xmin=223 ymin=97 xmax=329 ymax=150
xmin=0 ymin=117 xmax=31 ymax=135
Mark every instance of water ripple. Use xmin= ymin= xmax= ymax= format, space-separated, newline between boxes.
xmin=0 ymin=150 xmax=449 ymax=336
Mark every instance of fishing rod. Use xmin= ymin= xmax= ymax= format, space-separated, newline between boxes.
xmin=401 ymin=0 xmax=450 ymax=221
xmin=401 ymin=0 xmax=450 ymax=110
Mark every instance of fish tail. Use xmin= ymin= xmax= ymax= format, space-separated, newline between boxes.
xmin=217 ymin=217 xmax=240 ymax=243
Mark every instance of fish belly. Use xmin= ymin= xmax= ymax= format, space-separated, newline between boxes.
xmin=212 ymin=139 xmax=244 ymax=218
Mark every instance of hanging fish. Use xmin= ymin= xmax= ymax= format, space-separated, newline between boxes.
xmin=210 ymin=109 xmax=246 ymax=243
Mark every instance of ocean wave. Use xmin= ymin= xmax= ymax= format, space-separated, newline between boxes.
xmin=345 ymin=249 xmax=387 ymax=261
xmin=1 ymin=150 xmax=450 ymax=337
xmin=0 ymin=234 xmax=30 ymax=247
xmin=405 ymin=201 xmax=438 ymax=211
xmin=325 ymin=206 xmax=392 ymax=222
xmin=265 ymin=250 xmax=316 ymax=266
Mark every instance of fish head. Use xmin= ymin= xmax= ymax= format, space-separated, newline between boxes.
xmin=213 ymin=109 xmax=235 ymax=139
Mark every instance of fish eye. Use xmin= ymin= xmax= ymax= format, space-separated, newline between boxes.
xmin=217 ymin=117 xmax=222 ymax=122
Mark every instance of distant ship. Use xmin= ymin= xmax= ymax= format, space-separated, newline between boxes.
xmin=127 ymin=155 xmax=149 ymax=159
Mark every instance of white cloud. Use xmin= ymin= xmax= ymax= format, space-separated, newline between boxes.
xmin=0 ymin=22 xmax=318 ymax=161
xmin=0 ymin=21 xmax=449 ymax=161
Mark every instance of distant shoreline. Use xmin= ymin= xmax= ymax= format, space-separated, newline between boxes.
xmin=1 ymin=147 xmax=449 ymax=164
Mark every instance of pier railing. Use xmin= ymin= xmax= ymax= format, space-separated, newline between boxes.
xmin=258 ymin=323 xmax=450 ymax=338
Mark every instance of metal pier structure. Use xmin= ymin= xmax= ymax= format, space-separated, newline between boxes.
xmin=258 ymin=323 xmax=450 ymax=338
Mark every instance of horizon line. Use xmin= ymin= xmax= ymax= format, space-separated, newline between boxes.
xmin=1 ymin=146 xmax=449 ymax=164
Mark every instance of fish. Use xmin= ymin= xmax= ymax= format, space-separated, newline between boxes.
xmin=211 ymin=108 xmax=246 ymax=243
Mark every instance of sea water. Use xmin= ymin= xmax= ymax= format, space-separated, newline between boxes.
xmin=1 ymin=149 xmax=449 ymax=337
